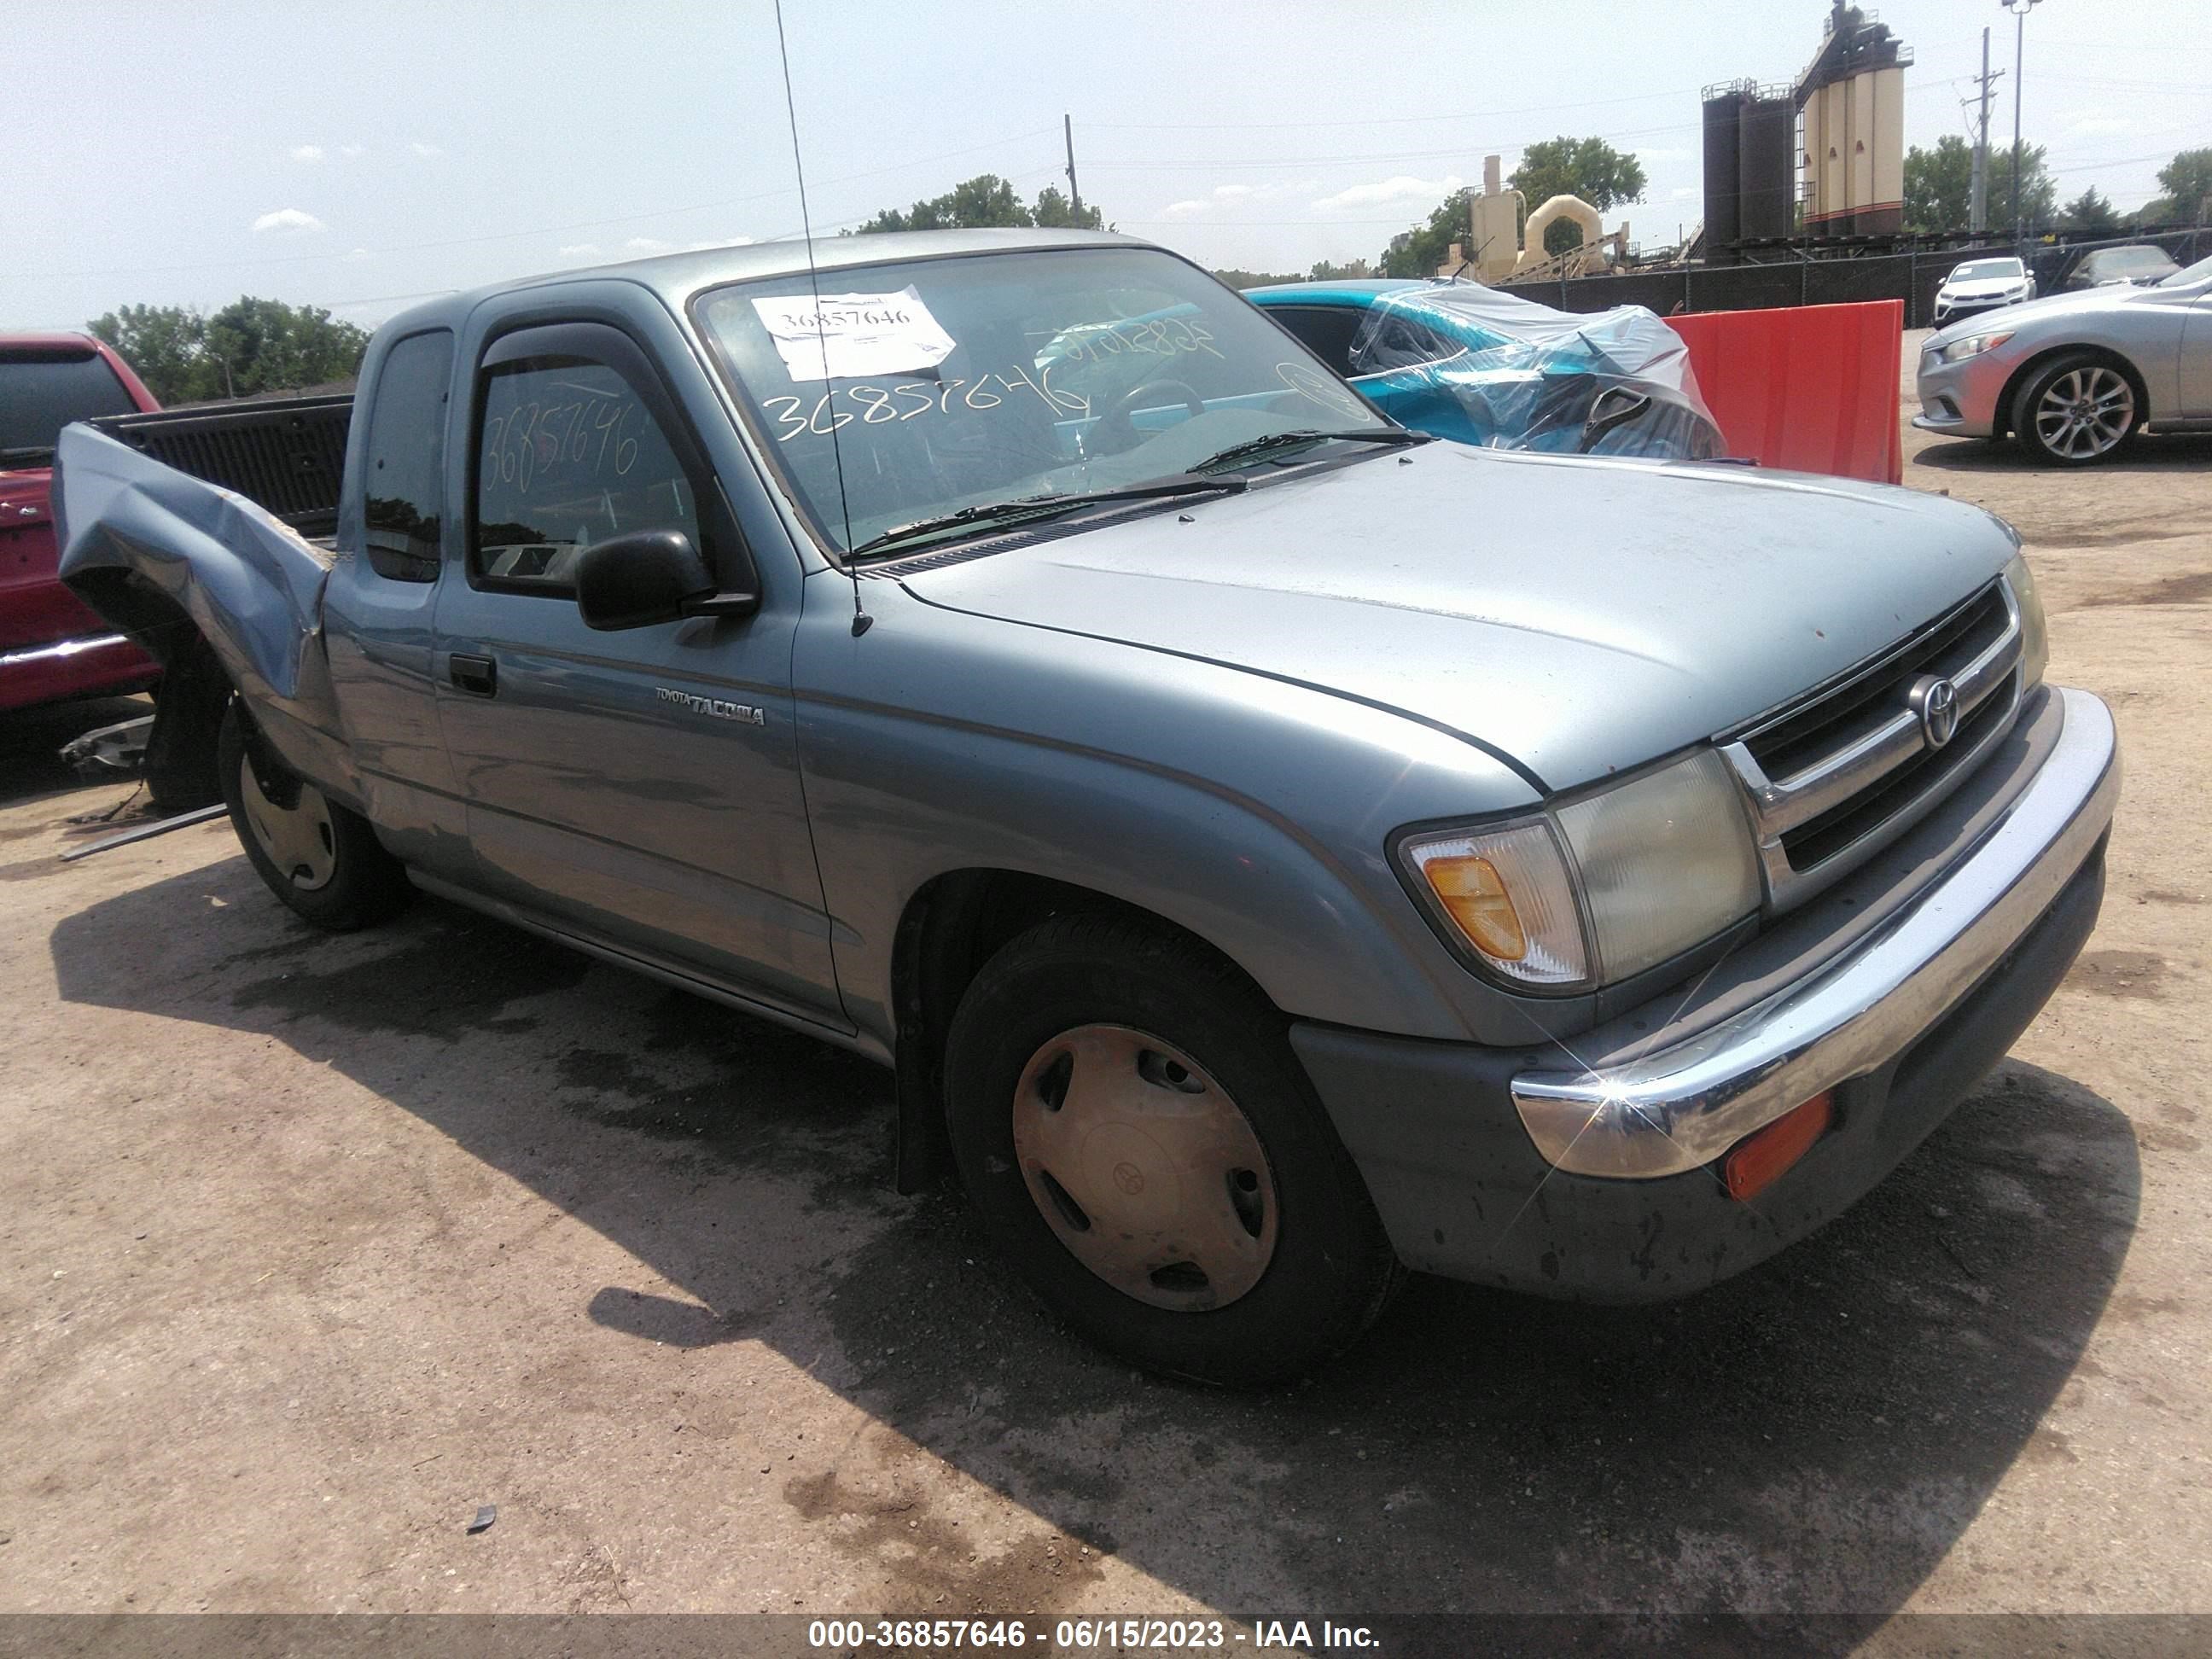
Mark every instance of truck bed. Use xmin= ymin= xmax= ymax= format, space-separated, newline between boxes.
xmin=84 ymin=393 xmax=351 ymax=540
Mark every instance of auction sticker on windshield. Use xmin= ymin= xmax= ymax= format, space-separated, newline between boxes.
xmin=752 ymin=288 xmax=957 ymax=381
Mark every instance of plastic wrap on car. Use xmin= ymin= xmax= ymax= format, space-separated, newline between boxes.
xmin=1347 ymin=283 xmax=1726 ymax=460
xmin=51 ymin=422 xmax=344 ymax=741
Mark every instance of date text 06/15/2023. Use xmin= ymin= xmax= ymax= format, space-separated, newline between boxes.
xmin=803 ymin=1616 xmax=1380 ymax=1651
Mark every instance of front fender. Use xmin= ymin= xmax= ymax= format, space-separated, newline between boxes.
xmin=795 ymin=578 xmax=1545 ymax=1047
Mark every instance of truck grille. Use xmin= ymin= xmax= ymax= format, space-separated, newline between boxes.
xmin=1720 ymin=579 xmax=2025 ymax=912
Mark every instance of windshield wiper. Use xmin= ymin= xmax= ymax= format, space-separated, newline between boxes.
xmin=1189 ymin=428 xmax=1431 ymax=474
xmin=846 ymin=473 xmax=1249 ymax=561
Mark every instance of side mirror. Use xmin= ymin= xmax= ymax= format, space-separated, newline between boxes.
xmin=573 ymin=529 xmax=756 ymax=631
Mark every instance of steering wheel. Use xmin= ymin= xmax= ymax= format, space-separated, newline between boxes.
xmin=1089 ymin=378 xmax=1206 ymax=456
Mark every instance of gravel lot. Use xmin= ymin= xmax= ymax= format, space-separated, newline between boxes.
xmin=3 ymin=351 xmax=2208 ymax=1631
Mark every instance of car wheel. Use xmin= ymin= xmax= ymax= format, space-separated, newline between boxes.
xmin=943 ymin=912 xmax=1401 ymax=1387
xmin=218 ymin=700 xmax=411 ymax=931
xmin=2013 ymin=353 xmax=2140 ymax=465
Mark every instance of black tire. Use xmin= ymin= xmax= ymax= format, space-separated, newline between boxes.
xmin=2011 ymin=352 xmax=2142 ymax=466
xmin=943 ymin=913 xmax=1401 ymax=1387
xmin=218 ymin=701 xmax=411 ymax=932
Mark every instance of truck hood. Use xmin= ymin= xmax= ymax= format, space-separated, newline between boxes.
xmin=897 ymin=444 xmax=2017 ymax=791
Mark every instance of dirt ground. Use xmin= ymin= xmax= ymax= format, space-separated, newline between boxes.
xmin=3 ymin=346 xmax=2209 ymax=1634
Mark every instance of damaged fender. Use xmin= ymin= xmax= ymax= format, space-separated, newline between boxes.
xmin=54 ymin=423 xmax=357 ymax=801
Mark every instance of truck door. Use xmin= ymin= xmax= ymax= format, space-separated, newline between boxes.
xmin=430 ymin=319 xmax=842 ymax=1029
xmin=323 ymin=327 xmax=480 ymax=882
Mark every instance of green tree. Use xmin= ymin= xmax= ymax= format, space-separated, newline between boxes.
xmin=1903 ymin=135 xmax=1974 ymax=232
xmin=1377 ymin=189 xmax=1475 ymax=277
xmin=1032 ymin=183 xmax=1105 ymax=230
xmin=86 ymin=305 xmax=218 ymax=404
xmin=1307 ymin=257 xmax=1375 ymax=281
xmin=2155 ymin=148 xmax=2212 ymax=223
xmin=2059 ymin=186 xmax=2120 ymax=236
xmin=201 ymin=298 xmax=370 ymax=399
xmin=1509 ymin=137 xmax=1647 ymax=253
xmin=1211 ymin=267 xmax=1304 ymax=290
xmin=1905 ymin=137 xmax=2056 ymax=234
xmin=852 ymin=173 xmax=1106 ymax=235
xmin=86 ymin=297 xmax=366 ymax=404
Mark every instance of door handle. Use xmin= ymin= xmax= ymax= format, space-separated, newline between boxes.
xmin=449 ymin=654 xmax=498 ymax=696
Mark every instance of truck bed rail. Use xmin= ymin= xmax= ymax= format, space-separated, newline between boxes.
xmin=84 ymin=394 xmax=351 ymax=536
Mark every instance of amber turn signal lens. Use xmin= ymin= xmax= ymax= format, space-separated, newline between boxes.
xmin=1722 ymin=1091 xmax=1834 ymax=1202
xmin=1423 ymin=853 xmax=1528 ymax=961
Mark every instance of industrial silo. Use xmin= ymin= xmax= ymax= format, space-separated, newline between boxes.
xmin=1702 ymin=85 xmax=1744 ymax=265
xmin=1796 ymin=3 xmax=1912 ymax=236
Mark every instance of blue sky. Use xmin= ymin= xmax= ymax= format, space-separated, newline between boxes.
xmin=9 ymin=0 xmax=2207 ymax=331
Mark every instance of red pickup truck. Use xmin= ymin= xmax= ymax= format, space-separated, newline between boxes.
xmin=2 ymin=333 xmax=163 ymax=711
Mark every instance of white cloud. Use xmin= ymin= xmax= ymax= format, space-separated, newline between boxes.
xmin=1636 ymin=147 xmax=1691 ymax=164
xmin=410 ymin=142 xmax=443 ymax=159
xmin=250 ymin=207 xmax=326 ymax=236
xmin=1212 ymin=183 xmax=1256 ymax=200
xmin=557 ymin=243 xmax=603 ymax=259
xmin=1310 ymin=173 xmax=1464 ymax=213
xmin=290 ymin=144 xmax=325 ymax=164
xmin=688 ymin=236 xmax=755 ymax=250
xmin=623 ymin=236 xmax=676 ymax=253
xmin=340 ymin=143 xmax=367 ymax=160
xmin=1669 ymin=186 xmax=1698 ymax=201
xmin=2063 ymin=116 xmax=2134 ymax=140
xmin=1158 ymin=198 xmax=1211 ymax=221
xmin=344 ymin=246 xmax=373 ymax=261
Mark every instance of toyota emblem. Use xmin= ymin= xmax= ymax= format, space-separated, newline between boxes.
xmin=1910 ymin=675 xmax=1960 ymax=750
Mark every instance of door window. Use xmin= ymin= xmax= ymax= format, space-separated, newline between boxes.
xmin=472 ymin=351 xmax=701 ymax=595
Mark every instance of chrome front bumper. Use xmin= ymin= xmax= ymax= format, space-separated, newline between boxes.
xmin=1511 ymin=686 xmax=2119 ymax=1179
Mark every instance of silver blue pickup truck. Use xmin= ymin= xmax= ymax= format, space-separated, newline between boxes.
xmin=56 ymin=229 xmax=2118 ymax=1386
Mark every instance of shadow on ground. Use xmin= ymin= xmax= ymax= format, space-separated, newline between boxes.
xmin=47 ymin=859 xmax=2140 ymax=1621
xmin=1912 ymin=432 xmax=2212 ymax=474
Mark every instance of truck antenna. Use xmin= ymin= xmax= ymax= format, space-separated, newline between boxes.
xmin=772 ymin=0 xmax=871 ymax=637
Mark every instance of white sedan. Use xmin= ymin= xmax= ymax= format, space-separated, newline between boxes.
xmin=1932 ymin=256 xmax=2037 ymax=329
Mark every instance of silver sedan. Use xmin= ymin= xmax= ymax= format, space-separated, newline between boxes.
xmin=1915 ymin=252 xmax=2212 ymax=464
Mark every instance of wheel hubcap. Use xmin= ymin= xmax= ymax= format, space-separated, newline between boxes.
xmin=1010 ymin=1024 xmax=1278 ymax=1311
xmin=237 ymin=754 xmax=338 ymax=891
xmin=2035 ymin=367 xmax=2133 ymax=459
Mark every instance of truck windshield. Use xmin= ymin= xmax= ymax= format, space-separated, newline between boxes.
xmin=0 ymin=346 xmax=138 ymax=462
xmin=693 ymin=246 xmax=1392 ymax=557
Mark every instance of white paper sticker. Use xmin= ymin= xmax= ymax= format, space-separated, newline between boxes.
xmin=751 ymin=288 xmax=956 ymax=382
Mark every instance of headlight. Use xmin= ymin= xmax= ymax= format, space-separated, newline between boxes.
xmin=1936 ymin=330 xmax=2014 ymax=364
xmin=1400 ymin=748 xmax=1761 ymax=992
xmin=2005 ymin=551 xmax=2048 ymax=686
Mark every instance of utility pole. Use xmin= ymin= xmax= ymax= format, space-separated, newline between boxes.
xmin=1969 ymin=26 xmax=2004 ymax=235
xmin=1064 ymin=114 xmax=1083 ymax=227
xmin=2002 ymin=0 xmax=2043 ymax=251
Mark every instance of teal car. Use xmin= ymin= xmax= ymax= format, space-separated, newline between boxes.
xmin=1246 ymin=278 xmax=1726 ymax=459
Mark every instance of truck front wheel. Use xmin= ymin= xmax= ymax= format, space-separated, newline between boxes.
xmin=218 ymin=701 xmax=411 ymax=931
xmin=943 ymin=913 xmax=1400 ymax=1386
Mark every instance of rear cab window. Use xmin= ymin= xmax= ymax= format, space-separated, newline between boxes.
xmin=359 ymin=330 xmax=454 ymax=581
xmin=0 ymin=346 xmax=139 ymax=463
